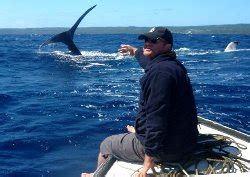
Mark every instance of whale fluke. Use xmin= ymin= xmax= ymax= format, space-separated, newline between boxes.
xmin=224 ymin=41 xmax=239 ymax=52
xmin=40 ymin=5 xmax=96 ymax=55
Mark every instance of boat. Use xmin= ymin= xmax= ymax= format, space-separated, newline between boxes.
xmin=93 ymin=116 xmax=250 ymax=176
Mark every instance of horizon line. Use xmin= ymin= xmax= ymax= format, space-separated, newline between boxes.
xmin=0 ymin=23 xmax=250 ymax=29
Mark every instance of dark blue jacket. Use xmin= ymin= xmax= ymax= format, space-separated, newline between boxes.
xmin=134 ymin=49 xmax=198 ymax=162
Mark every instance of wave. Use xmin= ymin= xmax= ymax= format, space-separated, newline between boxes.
xmin=83 ymin=62 xmax=107 ymax=69
xmin=37 ymin=50 xmax=131 ymax=61
xmin=175 ymin=47 xmax=222 ymax=56
xmin=38 ymin=47 xmax=250 ymax=61
xmin=175 ymin=47 xmax=250 ymax=56
xmin=224 ymin=48 xmax=250 ymax=53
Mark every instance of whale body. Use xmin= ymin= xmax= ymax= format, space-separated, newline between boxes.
xmin=224 ymin=41 xmax=239 ymax=52
xmin=40 ymin=5 xmax=96 ymax=55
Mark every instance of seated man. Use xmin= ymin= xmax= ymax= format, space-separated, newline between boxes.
xmin=82 ymin=27 xmax=198 ymax=177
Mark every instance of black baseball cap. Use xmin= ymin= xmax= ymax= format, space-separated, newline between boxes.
xmin=138 ymin=27 xmax=173 ymax=45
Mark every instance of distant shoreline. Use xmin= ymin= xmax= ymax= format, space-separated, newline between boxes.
xmin=0 ymin=24 xmax=250 ymax=35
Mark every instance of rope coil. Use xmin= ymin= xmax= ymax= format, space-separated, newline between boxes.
xmin=155 ymin=134 xmax=250 ymax=176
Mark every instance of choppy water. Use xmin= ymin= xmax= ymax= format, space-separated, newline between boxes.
xmin=0 ymin=33 xmax=249 ymax=177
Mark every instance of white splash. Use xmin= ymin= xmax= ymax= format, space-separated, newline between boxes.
xmin=38 ymin=50 xmax=131 ymax=61
xmin=175 ymin=47 xmax=221 ymax=56
xmin=83 ymin=63 xmax=106 ymax=69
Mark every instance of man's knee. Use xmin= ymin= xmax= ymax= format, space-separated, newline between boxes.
xmin=100 ymin=135 xmax=115 ymax=156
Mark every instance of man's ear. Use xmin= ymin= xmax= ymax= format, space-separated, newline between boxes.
xmin=164 ymin=43 xmax=172 ymax=51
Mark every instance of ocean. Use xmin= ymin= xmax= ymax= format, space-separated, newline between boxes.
xmin=0 ymin=33 xmax=249 ymax=177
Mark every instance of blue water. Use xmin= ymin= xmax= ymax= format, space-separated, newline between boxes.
xmin=0 ymin=33 xmax=249 ymax=177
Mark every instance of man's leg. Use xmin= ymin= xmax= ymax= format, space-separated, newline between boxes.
xmin=97 ymin=152 xmax=105 ymax=167
xmin=81 ymin=133 xmax=144 ymax=176
xmin=81 ymin=152 xmax=105 ymax=177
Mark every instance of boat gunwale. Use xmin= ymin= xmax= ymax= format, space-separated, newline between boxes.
xmin=198 ymin=116 xmax=250 ymax=143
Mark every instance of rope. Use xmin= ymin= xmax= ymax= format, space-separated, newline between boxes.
xmin=157 ymin=134 xmax=249 ymax=176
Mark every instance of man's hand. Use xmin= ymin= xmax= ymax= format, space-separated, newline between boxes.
xmin=118 ymin=44 xmax=137 ymax=56
xmin=135 ymin=169 xmax=148 ymax=177
xmin=126 ymin=125 xmax=136 ymax=133
xmin=135 ymin=154 xmax=154 ymax=177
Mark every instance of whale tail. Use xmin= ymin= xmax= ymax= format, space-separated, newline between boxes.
xmin=40 ymin=5 xmax=96 ymax=55
xmin=224 ymin=41 xmax=239 ymax=52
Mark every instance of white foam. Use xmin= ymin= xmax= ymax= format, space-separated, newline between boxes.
xmin=85 ymin=105 xmax=97 ymax=109
xmin=207 ymin=110 xmax=229 ymax=117
xmin=83 ymin=63 xmax=106 ymax=69
xmin=37 ymin=50 xmax=132 ymax=62
xmin=80 ymin=51 xmax=116 ymax=58
xmin=225 ymin=48 xmax=250 ymax=53
xmin=175 ymin=47 xmax=221 ymax=56
xmin=175 ymin=47 xmax=191 ymax=52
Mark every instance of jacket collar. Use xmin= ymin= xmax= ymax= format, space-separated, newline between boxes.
xmin=145 ymin=51 xmax=176 ymax=72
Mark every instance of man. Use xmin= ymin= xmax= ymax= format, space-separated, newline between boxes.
xmin=82 ymin=27 xmax=198 ymax=177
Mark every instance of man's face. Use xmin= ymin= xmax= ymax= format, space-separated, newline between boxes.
xmin=143 ymin=38 xmax=171 ymax=59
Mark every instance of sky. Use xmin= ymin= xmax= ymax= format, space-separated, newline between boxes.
xmin=0 ymin=0 xmax=250 ymax=28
